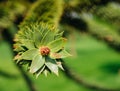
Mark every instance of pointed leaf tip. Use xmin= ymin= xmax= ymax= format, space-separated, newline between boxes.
xmin=47 ymin=38 xmax=67 ymax=53
xmin=45 ymin=57 xmax=59 ymax=75
xmin=21 ymin=49 xmax=39 ymax=60
xmin=30 ymin=55 xmax=45 ymax=73
xmin=50 ymin=50 xmax=71 ymax=59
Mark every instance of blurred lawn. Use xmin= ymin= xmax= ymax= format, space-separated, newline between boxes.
xmin=0 ymin=32 xmax=120 ymax=91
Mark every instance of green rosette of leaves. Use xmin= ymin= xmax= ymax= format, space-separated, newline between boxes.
xmin=14 ymin=23 xmax=71 ymax=77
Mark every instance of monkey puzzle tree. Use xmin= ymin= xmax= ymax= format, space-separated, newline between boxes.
xmin=0 ymin=0 xmax=120 ymax=91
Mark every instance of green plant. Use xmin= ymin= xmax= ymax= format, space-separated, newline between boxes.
xmin=14 ymin=23 xmax=70 ymax=77
xmin=1 ymin=0 xmax=120 ymax=91
xmin=13 ymin=0 xmax=70 ymax=77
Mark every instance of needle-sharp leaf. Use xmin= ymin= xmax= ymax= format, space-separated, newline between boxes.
xmin=47 ymin=38 xmax=67 ymax=52
xmin=21 ymin=49 xmax=39 ymax=60
xmin=45 ymin=57 xmax=59 ymax=75
xmin=30 ymin=55 xmax=45 ymax=73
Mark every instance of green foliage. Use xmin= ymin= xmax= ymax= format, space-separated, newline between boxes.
xmin=94 ymin=2 xmax=120 ymax=32
xmin=1 ymin=0 xmax=120 ymax=90
xmin=1 ymin=34 xmax=120 ymax=91
xmin=81 ymin=13 xmax=120 ymax=45
xmin=13 ymin=0 xmax=71 ymax=77
xmin=0 ymin=1 xmax=26 ymax=28
xmin=96 ymin=2 xmax=120 ymax=24
xmin=14 ymin=23 xmax=70 ymax=77
xmin=22 ymin=0 xmax=64 ymax=26
xmin=0 ymin=6 xmax=11 ymax=28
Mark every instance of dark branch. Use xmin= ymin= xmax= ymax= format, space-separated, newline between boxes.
xmin=0 ymin=70 xmax=18 ymax=79
xmin=16 ymin=65 xmax=37 ymax=91
xmin=2 ymin=28 xmax=37 ymax=91
xmin=61 ymin=11 xmax=120 ymax=52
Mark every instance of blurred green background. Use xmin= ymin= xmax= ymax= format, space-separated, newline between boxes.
xmin=0 ymin=0 xmax=120 ymax=91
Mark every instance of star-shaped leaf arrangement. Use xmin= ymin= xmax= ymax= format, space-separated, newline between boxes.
xmin=14 ymin=23 xmax=71 ymax=78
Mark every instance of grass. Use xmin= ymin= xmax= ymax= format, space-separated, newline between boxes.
xmin=0 ymin=32 xmax=120 ymax=91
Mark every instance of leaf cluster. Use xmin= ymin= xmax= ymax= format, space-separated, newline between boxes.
xmin=14 ymin=23 xmax=70 ymax=77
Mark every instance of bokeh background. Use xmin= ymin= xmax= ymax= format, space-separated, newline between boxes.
xmin=0 ymin=0 xmax=120 ymax=91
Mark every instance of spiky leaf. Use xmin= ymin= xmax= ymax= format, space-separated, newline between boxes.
xmin=47 ymin=38 xmax=67 ymax=52
xmin=36 ymin=65 xmax=45 ymax=78
xmin=45 ymin=57 xmax=59 ymax=75
xmin=30 ymin=55 xmax=45 ymax=73
xmin=50 ymin=50 xmax=71 ymax=59
xmin=21 ymin=49 xmax=39 ymax=60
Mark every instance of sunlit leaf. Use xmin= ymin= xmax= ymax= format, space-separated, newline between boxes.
xmin=56 ymin=61 xmax=64 ymax=70
xmin=44 ymin=69 xmax=49 ymax=77
xmin=22 ymin=40 xmax=35 ymax=49
xmin=45 ymin=57 xmax=59 ymax=75
xmin=13 ymin=43 xmax=25 ymax=52
xmin=41 ymin=28 xmax=56 ymax=45
xmin=55 ymin=31 xmax=64 ymax=39
xmin=30 ymin=55 xmax=45 ymax=73
xmin=47 ymin=38 xmax=67 ymax=52
xmin=33 ymin=30 xmax=43 ymax=47
xmin=50 ymin=50 xmax=71 ymax=59
xmin=21 ymin=49 xmax=39 ymax=60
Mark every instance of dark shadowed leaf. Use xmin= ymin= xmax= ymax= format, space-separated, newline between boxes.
xmin=36 ymin=65 xmax=45 ymax=78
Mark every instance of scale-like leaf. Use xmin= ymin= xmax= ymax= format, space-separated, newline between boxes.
xmin=33 ymin=30 xmax=43 ymax=47
xmin=21 ymin=49 xmax=39 ymax=60
xmin=45 ymin=57 xmax=59 ymax=75
xmin=56 ymin=61 xmax=64 ymax=70
xmin=30 ymin=55 xmax=45 ymax=73
xmin=47 ymin=38 xmax=67 ymax=52
xmin=41 ymin=28 xmax=56 ymax=46
xmin=50 ymin=50 xmax=71 ymax=59
xmin=21 ymin=40 xmax=35 ymax=49
xmin=55 ymin=31 xmax=64 ymax=39
xmin=44 ymin=69 xmax=49 ymax=77
xmin=13 ymin=43 xmax=25 ymax=52
xmin=36 ymin=65 xmax=45 ymax=78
